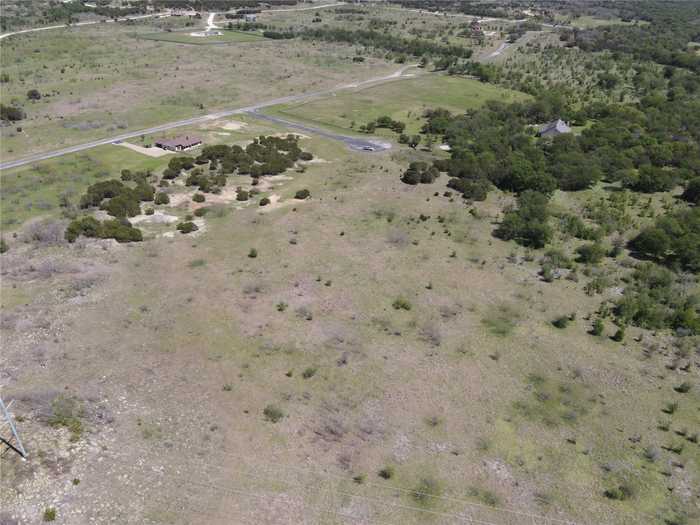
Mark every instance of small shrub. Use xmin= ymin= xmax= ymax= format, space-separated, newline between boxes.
xmin=188 ymin=259 xmax=206 ymax=268
xmin=576 ymin=243 xmax=606 ymax=264
xmin=248 ymin=248 xmax=258 ymax=258
xmin=294 ymin=189 xmax=310 ymax=200
xmin=237 ymin=189 xmax=249 ymax=201
xmin=276 ymin=302 xmax=288 ymax=312
xmin=43 ymin=507 xmax=56 ymax=522
xmin=176 ymin=221 xmax=198 ymax=234
xmin=48 ymin=395 xmax=83 ymax=442
xmin=154 ymin=192 xmax=170 ymax=205
xmin=0 ymin=238 xmax=7 ymax=254
xmin=194 ymin=207 xmax=209 ymax=217
xmin=378 ymin=466 xmax=394 ymax=479
xmin=662 ymin=402 xmax=678 ymax=415
xmin=412 ymin=477 xmax=441 ymax=506
xmin=591 ymin=318 xmax=604 ymax=336
xmin=604 ymin=484 xmax=633 ymax=501
xmin=643 ymin=445 xmax=659 ymax=462
xmin=611 ymin=327 xmax=625 ymax=342
xmin=260 ymin=197 xmax=271 ymax=206
xmin=674 ymin=382 xmax=691 ymax=394
xmin=145 ymin=207 xmax=155 ymax=215
xmin=301 ymin=367 xmax=317 ymax=379
xmin=392 ymin=297 xmax=412 ymax=311
xmin=192 ymin=193 xmax=206 ymax=203
xmin=263 ymin=404 xmax=284 ymax=423
xmin=352 ymin=474 xmax=366 ymax=484
xmin=552 ymin=316 xmax=570 ymax=329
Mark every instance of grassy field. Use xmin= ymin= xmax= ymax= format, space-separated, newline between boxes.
xmin=2 ymin=119 xmax=696 ymax=524
xmin=137 ymin=28 xmax=266 ymax=45
xmin=268 ymin=73 xmax=528 ymax=135
xmin=0 ymin=20 xmax=396 ymax=161
xmin=1 ymin=7 xmax=698 ymax=525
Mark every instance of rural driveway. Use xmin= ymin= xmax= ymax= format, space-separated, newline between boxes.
xmin=0 ymin=65 xmax=417 ymax=170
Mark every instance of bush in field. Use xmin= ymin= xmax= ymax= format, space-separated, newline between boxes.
xmin=263 ymin=404 xmax=284 ymax=423
xmin=299 ymin=151 xmax=313 ymax=161
xmin=237 ymin=190 xmax=249 ymax=201
xmin=259 ymin=197 xmax=270 ymax=206
xmin=629 ymin=207 xmax=699 ymax=272
xmin=0 ymin=238 xmax=7 ymax=254
xmin=495 ymin=191 xmax=552 ymax=248
xmin=176 ymin=221 xmax=198 ymax=234
xmin=401 ymin=162 xmax=439 ymax=185
xmin=65 ymin=216 xmax=142 ymax=243
xmin=1 ymin=104 xmax=25 ymax=121
xmin=681 ymin=178 xmax=700 ymax=204
xmin=154 ymin=192 xmax=170 ymax=205
xmin=27 ymin=89 xmax=41 ymax=100
xmin=294 ymin=189 xmax=311 ymax=200
xmin=392 ymin=297 xmax=412 ymax=311
xmin=591 ymin=318 xmax=605 ymax=336
xmin=447 ymin=177 xmax=490 ymax=200
xmin=192 ymin=193 xmax=206 ymax=203
xmin=412 ymin=477 xmax=441 ymax=506
xmin=576 ymin=243 xmax=606 ymax=264
xmin=378 ymin=466 xmax=394 ymax=479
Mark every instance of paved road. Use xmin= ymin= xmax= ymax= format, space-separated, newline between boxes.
xmin=0 ymin=13 xmax=167 ymax=41
xmin=0 ymin=65 xmax=416 ymax=170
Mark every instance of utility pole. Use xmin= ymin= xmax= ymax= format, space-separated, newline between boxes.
xmin=0 ymin=396 xmax=27 ymax=460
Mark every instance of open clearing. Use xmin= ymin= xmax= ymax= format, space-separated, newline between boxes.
xmin=137 ymin=28 xmax=266 ymax=45
xmin=0 ymin=19 xmax=397 ymax=161
xmin=268 ymin=74 xmax=528 ymax=135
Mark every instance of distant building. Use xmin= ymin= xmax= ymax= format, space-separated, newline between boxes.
xmin=469 ymin=17 xmax=483 ymax=37
xmin=155 ymin=135 xmax=202 ymax=152
xmin=538 ymin=119 xmax=571 ymax=138
xmin=244 ymin=13 xmax=257 ymax=22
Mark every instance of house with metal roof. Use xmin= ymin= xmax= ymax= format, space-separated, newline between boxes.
xmin=538 ymin=119 xmax=571 ymax=138
xmin=154 ymin=136 xmax=203 ymax=152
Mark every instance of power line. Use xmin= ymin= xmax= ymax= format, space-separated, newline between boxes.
xmin=172 ymin=447 xmax=595 ymax=525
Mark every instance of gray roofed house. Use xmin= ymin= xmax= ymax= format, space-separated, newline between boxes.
xmin=154 ymin=135 xmax=203 ymax=152
xmin=538 ymin=119 xmax=571 ymax=138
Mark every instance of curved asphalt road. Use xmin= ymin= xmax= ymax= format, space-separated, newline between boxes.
xmin=0 ymin=65 xmax=414 ymax=170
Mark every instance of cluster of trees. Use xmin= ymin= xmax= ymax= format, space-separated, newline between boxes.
xmin=573 ymin=2 xmax=700 ymax=73
xmin=0 ymin=104 xmax=24 ymax=122
xmin=494 ymin=191 xmax=552 ymax=248
xmin=153 ymin=0 xmax=296 ymax=9
xmin=79 ymin=171 xmax=155 ymax=219
xmin=193 ymin=135 xmax=312 ymax=179
xmin=41 ymin=2 xmax=147 ymax=24
xmin=300 ymin=28 xmax=472 ymax=61
xmin=630 ymin=208 xmax=700 ymax=273
xmin=401 ymin=162 xmax=440 ymax=185
xmin=65 ymin=216 xmax=142 ymax=243
xmin=385 ymin=0 xmax=516 ymax=19
xmin=415 ymin=80 xmax=700 ymax=205
xmin=359 ymin=115 xmax=405 ymax=134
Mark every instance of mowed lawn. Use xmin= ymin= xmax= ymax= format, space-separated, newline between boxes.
xmin=269 ymin=74 xmax=529 ymax=135
xmin=138 ymin=29 xmax=266 ymax=45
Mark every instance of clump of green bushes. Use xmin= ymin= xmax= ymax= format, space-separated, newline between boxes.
xmin=65 ymin=216 xmax=143 ymax=243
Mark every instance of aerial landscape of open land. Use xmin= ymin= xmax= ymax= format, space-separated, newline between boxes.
xmin=0 ymin=1 xmax=699 ymax=524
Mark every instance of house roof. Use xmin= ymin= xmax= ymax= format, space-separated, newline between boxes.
xmin=539 ymin=119 xmax=571 ymax=135
xmin=156 ymin=135 xmax=202 ymax=148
